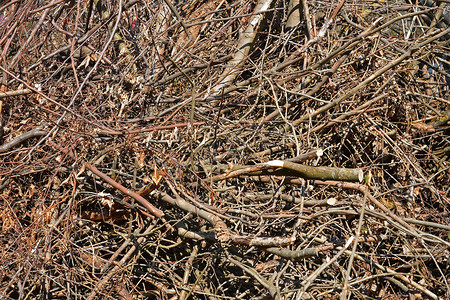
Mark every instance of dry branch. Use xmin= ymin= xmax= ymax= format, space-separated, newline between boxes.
xmin=209 ymin=159 xmax=362 ymax=182
xmin=213 ymin=0 xmax=275 ymax=92
xmin=0 ymin=124 xmax=47 ymax=152
xmin=82 ymin=161 xmax=164 ymax=218
xmin=267 ymin=160 xmax=363 ymax=182
xmin=0 ymin=88 xmax=32 ymax=98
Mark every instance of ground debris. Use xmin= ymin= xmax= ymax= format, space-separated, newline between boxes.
xmin=0 ymin=0 xmax=449 ymax=299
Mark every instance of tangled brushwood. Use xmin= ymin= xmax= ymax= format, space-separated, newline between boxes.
xmin=0 ymin=0 xmax=449 ymax=299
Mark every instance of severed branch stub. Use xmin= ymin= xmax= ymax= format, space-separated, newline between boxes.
xmin=211 ymin=159 xmax=363 ymax=182
xmin=266 ymin=160 xmax=364 ymax=182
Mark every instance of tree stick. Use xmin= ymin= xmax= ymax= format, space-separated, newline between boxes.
xmin=0 ymin=124 xmax=47 ymax=152
xmin=213 ymin=0 xmax=275 ymax=92
xmin=267 ymin=160 xmax=363 ymax=182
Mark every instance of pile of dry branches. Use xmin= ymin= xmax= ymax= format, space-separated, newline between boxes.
xmin=0 ymin=0 xmax=449 ymax=298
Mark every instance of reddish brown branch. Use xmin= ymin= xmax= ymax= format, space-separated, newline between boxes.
xmin=82 ymin=161 xmax=164 ymax=218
